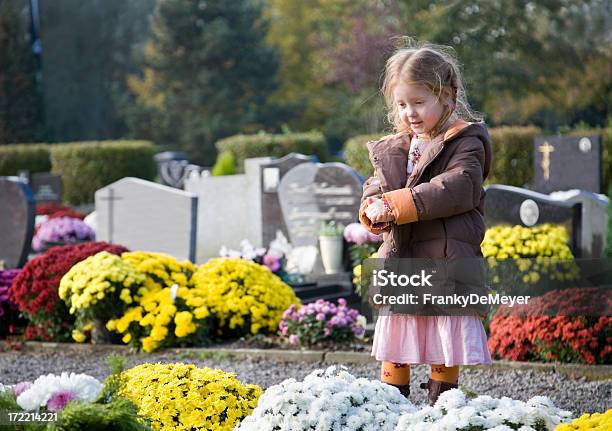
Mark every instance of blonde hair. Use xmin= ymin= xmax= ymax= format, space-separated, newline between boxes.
xmin=381 ymin=40 xmax=482 ymax=136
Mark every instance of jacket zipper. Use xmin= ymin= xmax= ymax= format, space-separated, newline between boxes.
xmin=441 ymin=219 xmax=448 ymax=257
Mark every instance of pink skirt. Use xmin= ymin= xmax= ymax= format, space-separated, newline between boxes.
xmin=371 ymin=312 xmax=492 ymax=367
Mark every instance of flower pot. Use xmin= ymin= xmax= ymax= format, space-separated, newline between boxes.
xmin=319 ymin=236 xmax=344 ymax=274
xmin=91 ymin=319 xmax=119 ymax=345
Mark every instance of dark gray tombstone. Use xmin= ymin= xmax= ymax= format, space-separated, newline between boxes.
xmin=30 ymin=172 xmax=63 ymax=203
xmin=485 ymin=184 xmax=582 ymax=256
xmin=154 ymin=151 xmax=202 ymax=189
xmin=533 ymin=135 xmax=601 ymax=193
xmin=260 ymin=153 xmax=315 ymax=245
xmin=0 ymin=177 xmax=36 ymax=268
xmin=277 ymin=162 xmax=362 ymax=247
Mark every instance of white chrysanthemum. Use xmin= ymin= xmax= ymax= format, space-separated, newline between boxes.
xmin=395 ymin=390 xmax=572 ymax=431
xmin=434 ymin=388 xmax=467 ymax=410
xmin=489 ymin=426 xmax=514 ymax=431
xmin=237 ymin=366 xmax=415 ymax=431
xmin=16 ymin=372 xmax=102 ymax=411
xmin=469 ymin=394 xmax=498 ymax=412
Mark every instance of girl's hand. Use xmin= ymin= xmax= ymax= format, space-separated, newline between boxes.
xmin=365 ymin=198 xmax=385 ymax=219
xmin=365 ymin=197 xmax=395 ymax=223
xmin=371 ymin=210 xmax=395 ymax=224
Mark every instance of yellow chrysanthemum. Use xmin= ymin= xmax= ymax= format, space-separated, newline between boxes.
xmin=191 ymin=258 xmax=300 ymax=336
xmin=106 ymin=251 xmax=211 ymax=352
xmin=482 ymin=224 xmax=580 ymax=286
xmin=71 ymin=329 xmax=86 ymax=343
xmin=555 ymin=409 xmax=612 ymax=430
xmin=120 ymin=363 xmax=262 ymax=431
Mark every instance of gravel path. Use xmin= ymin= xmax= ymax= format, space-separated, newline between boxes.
xmin=1 ymin=350 xmax=610 ymax=415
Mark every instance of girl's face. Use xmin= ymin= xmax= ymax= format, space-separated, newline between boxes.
xmin=393 ymin=82 xmax=447 ymax=136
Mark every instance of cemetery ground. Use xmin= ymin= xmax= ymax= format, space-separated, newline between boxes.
xmin=0 ymin=346 xmax=610 ymax=416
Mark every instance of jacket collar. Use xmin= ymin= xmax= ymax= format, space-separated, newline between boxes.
xmin=406 ymin=119 xmax=470 ymax=187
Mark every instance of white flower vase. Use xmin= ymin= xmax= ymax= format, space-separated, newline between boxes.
xmin=319 ymin=236 xmax=344 ymax=274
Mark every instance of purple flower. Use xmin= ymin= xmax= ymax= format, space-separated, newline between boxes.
xmin=32 ymin=217 xmax=95 ymax=251
xmin=338 ymin=298 xmax=347 ymax=307
xmin=47 ymin=390 xmax=77 ymax=412
xmin=289 ymin=334 xmax=298 ymax=345
xmin=352 ymin=326 xmax=366 ymax=337
xmin=315 ymin=313 xmax=326 ymax=321
xmin=262 ymin=253 xmax=281 ymax=272
xmin=12 ymin=381 xmax=32 ymax=397
xmin=0 ymin=269 xmax=20 ymax=316
xmin=0 ymin=287 xmax=9 ymax=303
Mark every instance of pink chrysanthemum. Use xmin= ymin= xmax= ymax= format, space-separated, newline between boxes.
xmin=47 ymin=390 xmax=77 ymax=411
xmin=12 ymin=381 xmax=32 ymax=397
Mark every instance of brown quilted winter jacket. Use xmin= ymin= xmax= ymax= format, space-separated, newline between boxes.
xmin=359 ymin=120 xmax=492 ymax=260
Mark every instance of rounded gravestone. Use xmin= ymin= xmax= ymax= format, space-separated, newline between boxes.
xmin=0 ymin=177 xmax=36 ymax=268
xmin=277 ymin=162 xmax=362 ymax=247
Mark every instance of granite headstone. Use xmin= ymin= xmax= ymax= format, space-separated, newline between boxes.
xmin=485 ymin=184 xmax=582 ymax=256
xmin=260 ymin=153 xmax=315 ymax=246
xmin=549 ymin=190 xmax=609 ymax=258
xmin=95 ymin=177 xmax=198 ymax=261
xmin=533 ymin=135 xmax=601 ymax=194
xmin=184 ymin=157 xmax=272 ymax=262
xmin=30 ymin=172 xmax=62 ymax=203
xmin=278 ymin=162 xmax=362 ymax=247
xmin=0 ymin=177 xmax=36 ymax=268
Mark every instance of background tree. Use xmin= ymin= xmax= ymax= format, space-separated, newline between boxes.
xmin=120 ymin=0 xmax=280 ymax=165
xmin=0 ymin=0 xmax=44 ymax=143
xmin=38 ymin=0 xmax=155 ymax=142
xmin=264 ymin=0 xmax=400 ymax=152
xmin=399 ymin=0 xmax=611 ymax=130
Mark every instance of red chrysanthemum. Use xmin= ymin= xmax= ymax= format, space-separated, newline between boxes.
xmin=488 ymin=288 xmax=611 ymax=365
xmin=9 ymin=241 xmax=128 ymax=341
xmin=47 ymin=209 xmax=87 ymax=220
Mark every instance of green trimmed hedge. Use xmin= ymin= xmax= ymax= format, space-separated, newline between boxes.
xmin=487 ymin=126 xmax=541 ymax=186
xmin=0 ymin=141 xmax=157 ymax=204
xmin=50 ymin=140 xmax=156 ymax=204
xmin=0 ymin=143 xmax=51 ymax=175
xmin=343 ymin=133 xmax=381 ymax=178
xmin=215 ymin=131 xmax=328 ymax=172
xmin=342 ymin=127 xmax=543 ymax=185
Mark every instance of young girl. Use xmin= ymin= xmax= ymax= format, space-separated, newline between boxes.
xmin=359 ymin=43 xmax=492 ymax=405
